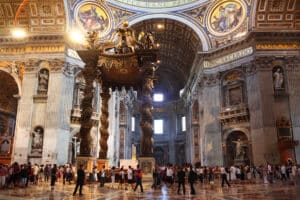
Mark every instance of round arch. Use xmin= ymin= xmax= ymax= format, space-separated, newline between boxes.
xmin=0 ymin=66 xmax=22 ymax=96
xmin=127 ymin=13 xmax=210 ymax=51
xmin=223 ymin=127 xmax=250 ymax=144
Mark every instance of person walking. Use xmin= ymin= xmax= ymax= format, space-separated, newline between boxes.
xmin=50 ymin=164 xmax=57 ymax=190
xmin=188 ymin=166 xmax=196 ymax=195
xmin=110 ymin=166 xmax=116 ymax=189
xmin=99 ymin=165 xmax=106 ymax=187
xmin=221 ymin=167 xmax=231 ymax=187
xmin=127 ymin=165 xmax=134 ymax=190
xmin=134 ymin=165 xmax=143 ymax=192
xmin=73 ymin=164 xmax=85 ymax=196
xmin=177 ymin=167 xmax=186 ymax=195
xmin=281 ymin=164 xmax=287 ymax=182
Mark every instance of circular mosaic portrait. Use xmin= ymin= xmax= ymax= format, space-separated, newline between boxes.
xmin=76 ymin=3 xmax=111 ymax=36
xmin=207 ymin=0 xmax=246 ymax=36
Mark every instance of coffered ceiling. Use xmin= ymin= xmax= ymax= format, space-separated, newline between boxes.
xmin=132 ymin=18 xmax=202 ymax=100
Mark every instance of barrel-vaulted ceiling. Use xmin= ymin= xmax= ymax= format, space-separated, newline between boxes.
xmin=132 ymin=18 xmax=202 ymax=100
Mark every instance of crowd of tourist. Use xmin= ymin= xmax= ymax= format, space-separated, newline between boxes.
xmin=0 ymin=160 xmax=299 ymax=196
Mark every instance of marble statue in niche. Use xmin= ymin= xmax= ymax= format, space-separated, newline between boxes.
xmin=0 ymin=140 xmax=10 ymax=154
xmin=37 ymin=69 xmax=49 ymax=94
xmin=232 ymin=138 xmax=247 ymax=160
xmin=31 ymin=126 xmax=44 ymax=155
xmin=272 ymin=67 xmax=284 ymax=90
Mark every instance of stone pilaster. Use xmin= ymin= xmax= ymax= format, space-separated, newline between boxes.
xmin=201 ymin=73 xmax=223 ymax=166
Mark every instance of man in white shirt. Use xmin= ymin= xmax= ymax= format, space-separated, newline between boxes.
xmin=230 ymin=165 xmax=237 ymax=182
xmin=280 ymin=164 xmax=287 ymax=181
xmin=221 ymin=167 xmax=231 ymax=187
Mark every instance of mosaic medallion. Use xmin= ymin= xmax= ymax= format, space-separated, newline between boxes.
xmin=76 ymin=3 xmax=111 ymax=36
xmin=207 ymin=0 xmax=246 ymax=36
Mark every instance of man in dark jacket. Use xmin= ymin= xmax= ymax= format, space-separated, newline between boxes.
xmin=177 ymin=167 xmax=186 ymax=195
xmin=73 ymin=164 xmax=85 ymax=196
xmin=188 ymin=166 xmax=196 ymax=195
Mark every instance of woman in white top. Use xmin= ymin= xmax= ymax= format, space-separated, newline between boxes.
xmin=230 ymin=165 xmax=237 ymax=181
xmin=110 ymin=166 xmax=116 ymax=189
xmin=127 ymin=166 xmax=134 ymax=189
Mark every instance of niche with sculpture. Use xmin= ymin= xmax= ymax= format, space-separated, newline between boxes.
xmin=0 ymin=139 xmax=10 ymax=154
xmin=272 ymin=66 xmax=284 ymax=91
xmin=222 ymin=71 xmax=245 ymax=107
xmin=225 ymin=131 xmax=249 ymax=166
xmin=73 ymin=74 xmax=98 ymax=111
xmin=37 ymin=68 xmax=49 ymax=94
xmin=30 ymin=126 xmax=44 ymax=156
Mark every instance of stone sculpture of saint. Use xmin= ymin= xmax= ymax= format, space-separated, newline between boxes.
xmin=32 ymin=129 xmax=42 ymax=149
xmin=38 ymin=70 xmax=49 ymax=92
xmin=273 ymin=68 xmax=284 ymax=89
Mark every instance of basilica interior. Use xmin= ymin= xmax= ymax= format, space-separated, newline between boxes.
xmin=0 ymin=0 xmax=299 ymax=174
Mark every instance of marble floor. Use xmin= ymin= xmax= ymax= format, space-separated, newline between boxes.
xmin=0 ymin=180 xmax=299 ymax=200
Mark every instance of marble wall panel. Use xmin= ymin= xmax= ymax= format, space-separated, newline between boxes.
xmin=286 ymin=64 xmax=300 ymax=163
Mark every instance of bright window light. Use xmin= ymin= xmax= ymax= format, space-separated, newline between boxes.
xmin=181 ymin=116 xmax=186 ymax=132
xmin=11 ymin=28 xmax=27 ymax=39
xmin=153 ymin=93 xmax=163 ymax=102
xmin=69 ymin=30 xmax=85 ymax=44
xmin=131 ymin=117 xmax=135 ymax=132
xmin=179 ymin=89 xmax=184 ymax=97
xmin=154 ymin=119 xmax=163 ymax=134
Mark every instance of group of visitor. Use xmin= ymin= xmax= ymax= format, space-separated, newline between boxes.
xmin=1 ymin=160 xmax=300 ymax=196
xmin=0 ymin=162 xmax=74 ymax=190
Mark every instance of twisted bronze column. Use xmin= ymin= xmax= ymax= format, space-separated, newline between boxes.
xmin=99 ymin=85 xmax=111 ymax=159
xmin=77 ymin=50 xmax=99 ymax=156
xmin=140 ymin=65 xmax=155 ymax=157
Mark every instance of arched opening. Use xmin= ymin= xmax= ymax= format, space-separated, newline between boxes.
xmin=0 ymin=70 xmax=19 ymax=164
xmin=225 ymin=131 xmax=249 ymax=166
xmin=131 ymin=18 xmax=203 ymax=101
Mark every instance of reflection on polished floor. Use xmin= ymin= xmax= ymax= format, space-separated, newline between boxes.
xmin=0 ymin=180 xmax=299 ymax=200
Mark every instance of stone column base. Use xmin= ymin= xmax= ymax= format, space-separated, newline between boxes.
xmin=97 ymin=159 xmax=109 ymax=170
xmin=139 ymin=157 xmax=155 ymax=181
xmin=76 ymin=156 xmax=96 ymax=173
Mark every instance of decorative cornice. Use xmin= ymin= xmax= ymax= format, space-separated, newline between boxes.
xmin=24 ymin=58 xmax=66 ymax=73
xmin=256 ymin=43 xmax=300 ymax=50
xmin=254 ymin=56 xmax=300 ymax=71
xmin=0 ymin=44 xmax=65 ymax=55
xmin=203 ymin=47 xmax=254 ymax=69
